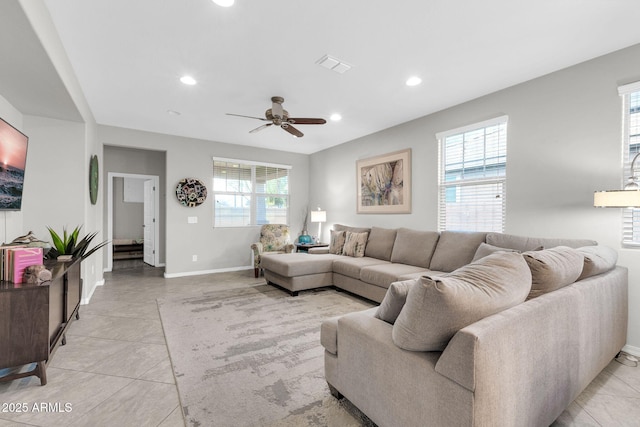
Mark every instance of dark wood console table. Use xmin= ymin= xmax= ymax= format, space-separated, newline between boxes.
xmin=0 ymin=258 xmax=81 ymax=386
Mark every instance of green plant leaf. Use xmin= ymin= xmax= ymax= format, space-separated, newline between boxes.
xmin=47 ymin=227 xmax=66 ymax=253
xmin=46 ymin=225 xmax=108 ymax=261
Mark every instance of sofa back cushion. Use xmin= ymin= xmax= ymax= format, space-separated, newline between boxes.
xmin=486 ymin=232 xmax=597 ymax=251
xmin=429 ymin=231 xmax=487 ymax=272
xmin=577 ymin=245 xmax=618 ymax=280
xmin=472 ymin=242 xmax=519 ymax=262
xmin=364 ymin=227 xmax=397 ymax=261
xmin=342 ymin=231 xmax=369 ymax=257
xmin=392 ymin=252 xmax=531 ymax=351
xmin=390 ymin=228 xmax=440 ymax=268
xmin=523 ymin=246 xmax=584 ymax=299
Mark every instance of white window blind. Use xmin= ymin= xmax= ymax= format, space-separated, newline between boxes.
xmin=437 ymin=116 xmax=508 ymax=232
xmin=619 ymin=82 xmax=640 ymax=246
xmin=213 ymin=158 xmax=290 ymax=227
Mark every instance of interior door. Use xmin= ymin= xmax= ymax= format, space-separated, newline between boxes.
xmin=143 ymin=180 xmax=156 ymax=266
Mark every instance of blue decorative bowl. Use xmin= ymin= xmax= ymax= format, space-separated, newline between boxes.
xmin=298 ymin=235 xmax=312 ymax=244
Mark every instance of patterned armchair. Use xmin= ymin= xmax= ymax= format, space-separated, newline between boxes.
xmin=251 ymin=224 xmax=295 ymax=278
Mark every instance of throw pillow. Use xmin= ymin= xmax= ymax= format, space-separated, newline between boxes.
xmin=343 ymin=231 xmax=369 ymax=257
xmin=576 ymin=245 xmax=618 ymax=280
xmin=329 ymin=230 xmax=346 ymax=255
xmin=522 ymin=246 xmax=584 ymax=300
xmin=375 ymin=279 xmax=417 ymax=324
xmin=472 ymin=242 xmax=518 ymax=262
xmin=392 ymin=252 xmax=531 ymax=352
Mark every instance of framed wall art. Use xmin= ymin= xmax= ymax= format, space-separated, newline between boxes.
xmin=356 ymin=148 xmax=411 ymax=214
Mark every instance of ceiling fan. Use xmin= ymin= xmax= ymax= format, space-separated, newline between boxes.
xmin=226 ymin=96 xmax=326 ymax=138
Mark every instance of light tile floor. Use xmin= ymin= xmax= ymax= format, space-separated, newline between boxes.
xmin=0 ymin=265 xmax=638 ymax=427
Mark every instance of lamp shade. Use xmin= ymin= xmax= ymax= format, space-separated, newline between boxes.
xmin=310 ymin=210 xmax=326 ymax=223
xmin=594 ymin=190 xmax=640 ymax=208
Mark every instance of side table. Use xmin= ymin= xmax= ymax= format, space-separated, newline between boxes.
xmin=295 ymin=243 xmax=329 ymax=253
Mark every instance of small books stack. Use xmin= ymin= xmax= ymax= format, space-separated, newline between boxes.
xmin=1 ymin=247 xmax=44 ymax=283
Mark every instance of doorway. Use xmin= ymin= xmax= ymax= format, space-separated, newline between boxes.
xmin=106 ymin=172 xmax=160 ymax=271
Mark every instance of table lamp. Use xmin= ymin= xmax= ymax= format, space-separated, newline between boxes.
xmin=310 ymin=208 xmax=327 ymax=243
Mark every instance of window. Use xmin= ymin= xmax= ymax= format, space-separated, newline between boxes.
xmin=213 ymin=158 xmax=290 ymax=227
xmin=437 ymin=116 xmax=508 ymax=232
xmin=619 ymin=82 xmax=640 ymax=246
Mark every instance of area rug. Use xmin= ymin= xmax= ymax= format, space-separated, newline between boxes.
xmin=157 ymin=284 xmax=376 ymax=427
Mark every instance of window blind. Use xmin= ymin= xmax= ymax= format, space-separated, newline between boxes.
xmin=437 ymin=116 xmax=507 ymax=232
xmin=619 ymin=82 xmax=640 ymax=246
xmin=213 ymin=158 xmax=290 ymax=227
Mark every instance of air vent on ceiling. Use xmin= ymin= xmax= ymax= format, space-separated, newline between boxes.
xmin=316 ymin=55 xmax=352 ymax=74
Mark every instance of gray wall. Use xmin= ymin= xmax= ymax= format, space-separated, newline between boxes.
xmin=99 ymin=125 xmax=310 ymax=276
xmin=103 ymin=145 xmax=166 ymax=264
xmin=310 ymin=43 xmax=640 ymax=352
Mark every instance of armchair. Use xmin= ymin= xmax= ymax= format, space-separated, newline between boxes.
xmin=251 ymin=224 xmax=295 ymax=278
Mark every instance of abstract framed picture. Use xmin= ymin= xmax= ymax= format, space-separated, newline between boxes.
xmin=356 ymin=148 xmax=411 ymax=214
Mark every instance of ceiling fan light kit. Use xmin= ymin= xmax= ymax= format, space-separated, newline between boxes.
xmin=227 ymin=96 xmax=326 ymax=138
xmin=212 ymin=0 xmax=234 ymax=7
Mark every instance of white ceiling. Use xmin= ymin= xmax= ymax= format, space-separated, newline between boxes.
xmin=26 ymin=0 xmax=640 ymax=154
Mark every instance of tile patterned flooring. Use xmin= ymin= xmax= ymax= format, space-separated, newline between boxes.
xmin=0 ymin=265 xmax=638 ymax=427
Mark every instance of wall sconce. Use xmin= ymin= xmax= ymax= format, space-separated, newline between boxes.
xmin=310 ymin=208 xmax=327 ymax=242
xmin=594 ymin=152 xmax=640 ymax=208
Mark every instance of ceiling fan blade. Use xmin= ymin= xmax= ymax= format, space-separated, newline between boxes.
xmin=282 ymin=124 xmax=303 ymax=138
xmin=226 ymin=113 xmax=269 ymax=121
xmin=287 ymin=118 xmax=327 ymax=125
xmin=249 ymin=123 xmax=272 ymax=133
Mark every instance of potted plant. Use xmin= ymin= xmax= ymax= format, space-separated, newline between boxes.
xmin=46 ymin=225 xmax=108 ymax=261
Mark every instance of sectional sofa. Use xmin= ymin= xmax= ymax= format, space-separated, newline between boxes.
xmin=261 ymin=224 xmax=597 ymax=301
xmin=260 ymin=225 xmax=628 ymax=426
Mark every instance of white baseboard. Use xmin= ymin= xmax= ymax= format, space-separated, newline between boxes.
xmin=622 ymin=344 xmax=640 ymax=357
xmin=81 ymin=278 xmax=104 ymax=305
xmin=163 ymin=265 xmax=252 ymax=279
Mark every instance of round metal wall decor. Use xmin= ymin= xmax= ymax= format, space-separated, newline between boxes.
xmin=176 ymin=178 xmax=207 ymax=207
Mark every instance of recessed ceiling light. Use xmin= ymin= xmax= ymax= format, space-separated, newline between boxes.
xmin=406 ymin=76 xmax=422 ymax=87
xmin=330 ymin=113 xmax=342 ymax=121
xmin=180 ymin=75 xmax=197 ymax=85
xmin=212 ymin=0 xmax=234 ymax=6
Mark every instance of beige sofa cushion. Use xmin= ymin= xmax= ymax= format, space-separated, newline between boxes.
xmin=486 ymin=232 xmax=597 ymax=251
xmin=523 ymin=246 xmax=584 ymax=299
xmin=429 ymin=231 xmax=487 ymax=272
xmin=390 ymin=228 xmax=440 ymax=268
xmin=343 ymin=231 xmax=369 ymax=257
xmin=392 ymin=252 xmax=531 ymax=351
xmin=375 ymin=279 xmax=416 ymax=324
xmin=472 ymin=242 xmax=518 ymax=261
xmin=577 ymin=245 xmax=618 ymax=280
xmin=260 ymin=252 xmax=340 ymax=277
xmin=333 ymin=257 xmax=390 ymax=279
xmin=359 ymin=263 xmax=429 ymax=288
xmin=329 ymin=230 xmax=346 ymax=255
xmin=364 ymin=227 xmax=397 ymax=261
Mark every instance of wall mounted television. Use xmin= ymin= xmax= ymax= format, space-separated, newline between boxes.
xmin=0 ymin=117 xmax=28 ymax=210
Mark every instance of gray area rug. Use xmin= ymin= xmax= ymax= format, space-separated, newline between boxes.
xmin=157 ymin=284 xmax=376 ymax=427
